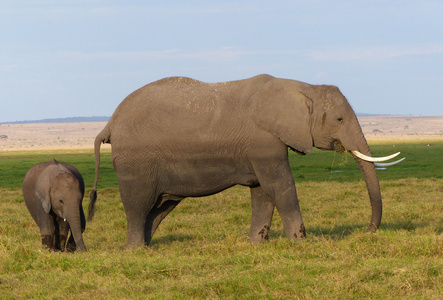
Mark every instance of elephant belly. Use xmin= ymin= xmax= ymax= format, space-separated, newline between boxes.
xmin=111 ymin=142 xmax=260 ymax=197
xmin=162 ymin=162 xmax=259 ymax=197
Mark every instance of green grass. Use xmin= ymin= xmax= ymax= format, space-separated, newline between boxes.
xmin=1 ymin=142 xmax=442 ymax=299
xmin=0 ymin=152 xmax=118 ymax=190
xmin=1 ymin=142 xmax=442 ymax=189
xmin=290 ymin=142 xmax=443 ymax=182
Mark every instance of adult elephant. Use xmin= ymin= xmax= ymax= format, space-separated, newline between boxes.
xmin=23 ymin=159 xmax=86 ymax=251
xmin=89 ymin=74 xmax=402 ymax=248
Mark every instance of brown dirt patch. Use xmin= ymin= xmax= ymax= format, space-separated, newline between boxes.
xmin=359 ymin=115 xmax=443 ymax=143
xmin=0 ymin=122 xmax=111 ymax=152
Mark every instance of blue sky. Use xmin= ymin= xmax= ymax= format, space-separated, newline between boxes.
xmin=1 ymin=0 xmax=442 ymax=123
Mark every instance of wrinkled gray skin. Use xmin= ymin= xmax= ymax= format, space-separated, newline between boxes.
xmin=23 ymin=159 xmax=86 ymax=252
xmin=90 ymin=74 xmax=382 ymax=248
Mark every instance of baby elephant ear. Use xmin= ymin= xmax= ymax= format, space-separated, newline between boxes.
xmin=35 ymin=169 xmax=52 ymax=214
xmin=249 ymin=79 xmax=313 ymax=154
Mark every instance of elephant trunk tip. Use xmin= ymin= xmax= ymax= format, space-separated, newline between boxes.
xmin=75 ymin=240 xmax=87 ymax=252
xmin=88 ymin=189 xmax=97 ymax=221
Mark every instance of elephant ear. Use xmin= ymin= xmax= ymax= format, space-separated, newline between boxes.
xmin=35 ymin=167 xmax=54 ymax=214
xmin=249 ymin=78 xmax=313 ymax=154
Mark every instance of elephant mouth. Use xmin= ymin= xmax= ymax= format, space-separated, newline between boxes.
xmin=331 ymin=140 xmax=346 ymax=153
xmin=289 ymin=146 xmax=308 ymax=155
xmin=312 ymin=139 xmax=346 ymax=153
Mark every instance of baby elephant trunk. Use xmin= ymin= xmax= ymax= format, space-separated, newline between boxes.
xmin=65 ymin=209 xmax=86 ymax=252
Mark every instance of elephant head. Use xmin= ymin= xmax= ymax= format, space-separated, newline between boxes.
xmin=35 ymin=162 xmax=86 ymax=251
xmin=250 ymin=77 xmax=403 ymax=232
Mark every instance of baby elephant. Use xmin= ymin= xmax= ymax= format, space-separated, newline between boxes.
xmin=22 ymin=159 xmax=86 ymax=252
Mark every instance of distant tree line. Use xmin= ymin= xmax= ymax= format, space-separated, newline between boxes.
xmin=0 ymin=116 xmax=110 ymax=125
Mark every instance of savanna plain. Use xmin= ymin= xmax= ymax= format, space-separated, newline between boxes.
xmin=1 ymin=116 xmax=442 ymax=299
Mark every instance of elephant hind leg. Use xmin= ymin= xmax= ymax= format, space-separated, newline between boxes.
xmin=144 ymin=196 xmax=182 ymax=245
xmin=249 ymin=186 xmax=275 ymax=244
xmin=120 ymin=185 xmax=160 ymax=249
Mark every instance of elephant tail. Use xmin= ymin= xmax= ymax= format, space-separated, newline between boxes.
xmin=88 ymin=128 xmax=110 ymax=221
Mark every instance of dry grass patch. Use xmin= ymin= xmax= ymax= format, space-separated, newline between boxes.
xmin=1 ymin=178 xmax=442 ymax=299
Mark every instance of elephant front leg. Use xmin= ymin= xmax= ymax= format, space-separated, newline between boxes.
xmin=38 ymin=215 xmax=57 ymax=250
xmin=41 ymin=234 xmax=55 ymax=249
xmin=58 ymin=220 xmax=77 ymax=252
xmin=57 ymin=218 xmax=70 ymax=251
xmin=253 ymin=161 xmax=306 ymax=241
xmin=274 ymin=184 xmax=306 ymax=240
xmin=250 ymin=186 xmax=275 ymax=244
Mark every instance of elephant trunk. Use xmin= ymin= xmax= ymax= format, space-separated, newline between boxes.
xmin=351 ymin=131 xmax=382 ymax=232
xmin=65 ymin=209 xmax=86 ymax=252
xmin=354 ymin=156 xmax=382 ymax=232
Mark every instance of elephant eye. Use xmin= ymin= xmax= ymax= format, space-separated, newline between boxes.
xmin=337 ymin=117 xmax=343 ymax=122
xmin=59 ymin=199 xmax=64 ymax=204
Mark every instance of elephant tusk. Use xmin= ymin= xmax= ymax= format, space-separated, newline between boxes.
xmin=374 ymin=158 xmax=406 ymax=167
xmin=351 ymin=150 xmax=401 ymax=162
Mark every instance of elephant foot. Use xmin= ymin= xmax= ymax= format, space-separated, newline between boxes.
xmin=123 ymin=242 xmax=143 ymax=250
xmin=259 ymin=225 xmax=271 ymax=241
xmin=124 ymin=236 xmax=146 ymax=249
xmin=250 ymin=225 xmax=271 ymax=244
xmin=41 ymin=235 xmax=55 ymax=250
xmin=291 ymin=223 xmax=306 ymax=240
xmin=125 ymin=226 xmax=146 ymax=249
xmin=57 ymin=235 xmax=68 ymax=252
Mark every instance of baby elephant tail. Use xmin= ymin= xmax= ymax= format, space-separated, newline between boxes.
xmin=88 ymin=127 xmax=111 ymax=221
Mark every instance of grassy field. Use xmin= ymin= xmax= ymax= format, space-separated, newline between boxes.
xmin=1 ymin=142 xmax=442 ymax=299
